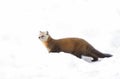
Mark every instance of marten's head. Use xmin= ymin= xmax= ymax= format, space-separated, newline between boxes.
xmin=38 ymin=31 xmax=49 ymax=42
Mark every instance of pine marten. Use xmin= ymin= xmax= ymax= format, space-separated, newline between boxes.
xmin=38 ymin=31 xmax=112 ymax=62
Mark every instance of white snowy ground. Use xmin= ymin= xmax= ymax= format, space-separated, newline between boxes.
xmin=0 ymin=0 xmax=120 ymax=79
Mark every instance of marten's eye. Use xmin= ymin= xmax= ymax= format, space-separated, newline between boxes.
xmin=41 ymin=35 xmax=44 ymax=38
xmin=40 ymin=35 xmax=45 ymax=39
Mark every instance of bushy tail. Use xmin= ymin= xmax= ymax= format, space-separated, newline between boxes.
xmin=90 ymin=47 xmax=112 ymax=58
xmin=94 ymin=50 xmax=112 ymax=58
xmin=102 ymin=53 xmax=112 ymax=58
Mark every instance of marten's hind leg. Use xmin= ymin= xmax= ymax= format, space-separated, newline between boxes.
xmin=72 ymin=52 xmax=82 ymax=59
xmin=78 ymin=54 xmax=82 ymax=59
xmin=92 ymin=57 xmax=98 ymax=62
xmin=86 ymin=53 xmax=98 ymax=62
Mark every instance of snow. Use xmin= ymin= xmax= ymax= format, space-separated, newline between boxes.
xmin=0 ymin=0 xmax=120 ymax=79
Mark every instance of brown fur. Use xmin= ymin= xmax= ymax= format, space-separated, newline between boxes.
xmin=41 ymin=34 xmax=112 ymax=62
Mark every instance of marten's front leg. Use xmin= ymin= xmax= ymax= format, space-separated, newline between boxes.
xmin=49 ymin=45 xmax=60 ymax=53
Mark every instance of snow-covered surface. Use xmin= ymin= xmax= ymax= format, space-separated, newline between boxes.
xmin=0 ymin=0 xmax=120 ymax=79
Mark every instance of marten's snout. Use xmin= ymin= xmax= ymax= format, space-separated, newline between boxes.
xmin=38 ymin=35 xmax=45 ymax=39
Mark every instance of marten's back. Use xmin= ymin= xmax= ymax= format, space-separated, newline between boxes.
xmin=55 ymin=38 xmax=90 ymax=53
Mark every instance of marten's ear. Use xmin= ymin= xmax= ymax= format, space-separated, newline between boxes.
xmin=40 ymin=31 xmax=42 ymax=33
xmin=46 ymin=31 xmax=49 ymax=35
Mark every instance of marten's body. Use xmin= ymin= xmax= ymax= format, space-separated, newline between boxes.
xmin=39 ymin=31 xmax=112 ymax=62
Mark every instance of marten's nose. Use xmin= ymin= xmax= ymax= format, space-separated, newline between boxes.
xmin=38 ymin=35 xmax=44 ymax=39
